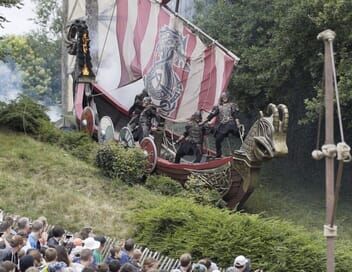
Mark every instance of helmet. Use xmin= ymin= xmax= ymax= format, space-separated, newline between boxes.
xmin=220 ymin=92 xmax=229 ymax=103
xmin=143 ymin=97 xmax=152 ymax=105
xmin=191 ymin=111 xmax=202 ymax=122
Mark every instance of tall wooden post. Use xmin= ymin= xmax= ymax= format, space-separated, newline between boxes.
xmin=175 ymin=0 xmax=180 ymax=13
xmin=61 ymin=0 xmax=69 ymax=114
xmin=86 ymin=0 xmax=99 ymax=69
xmin=318 ymin=29 xmax=336 ymax=272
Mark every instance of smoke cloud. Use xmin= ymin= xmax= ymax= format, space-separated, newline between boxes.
xmin=0 ymin=61 xmax=22 ymax=103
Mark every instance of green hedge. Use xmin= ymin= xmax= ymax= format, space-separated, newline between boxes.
xmin=95 ymin=143 xmax=147 ymax=184
xmin=133 ymin=198 xmax=352 ymax=271
xmin=145 ymin=175 xmax=184 ymax=196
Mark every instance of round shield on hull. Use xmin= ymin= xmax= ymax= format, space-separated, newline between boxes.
xmin=119 ymin=127 xmax=135 ymax=148
xmin=80 ymin=106 xmax=95 ymax=136
xmin=140 ymin=137 xmax=158 ymax=173
xmin=98 ymin=116 xmax=115 ymax=143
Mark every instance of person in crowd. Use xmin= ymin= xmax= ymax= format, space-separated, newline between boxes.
xmin=128 ymin=89 xmax=149 ymax=131
xmin=71 ymin=249 xmax=94 ymax=272
xmin=3 ymin=217 xmax=16 ymax=235
xmin=202 ymin=92 xmax=242 ymax=158
xmin=16 ymin=218 xmax=30 ymax=236
xmin=120 ymin=263 xmax=139 ymax=272
xmin=130 ymin=249 xmax=142 ymax=270
xmin=27 ymin=249 xmax=43 ymax=269
xmin=0 ymin=261 xmax=16 ymax=272
xmin=134 ymin=97 xmax=159 ymax=142
xmin=36 ymin=217 xmax=48 ymax=248
xmin=92 ymin=236 xmax=105 ymax=266
xmin=47 ymin=227 xmax=65 ymax=248
xmin=82 ymin=238 xmax=100 ymax=254
xmin=0 ymin=235 xmax=24 ymax=265
xmin=142 ymin=257 xmax=158 ymax=272
xmin=56 ymin=246 xmax=71 ymax=268
xmin=108 ymin=260 xmax=121 ymax=272
xmin=19 ymin=255 xmax=34 ymax=272
xmin=178 ymin=253 xmax=192 ymax=272
xmin=226 ymin=255 xmax=251 ymax=272
xmin=96 ymin=263 xmax=109 ymax=272
xmin=191 ymin=264 xmax=207 ymax=272
xmin=41 ymin=247 xmax=58 ymax=272
xmin=198 ymin=258 xmax=218 ymax=272
xmin=119 ymin=239 xmax=134 ymax=266
xmin=175 ymin=111 xmax=207 ymax=163
xmin=78 ymin=228 xmax=93 ymax=241
xmin=0 ymin=223 xmax=11 ymax=239
xmin=27 ymin=221 xmax=43 ymax=251
xmin=105 ymin=245 xmax=121 ymax=265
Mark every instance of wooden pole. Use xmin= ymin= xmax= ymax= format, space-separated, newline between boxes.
xmin=175 ymin=0 xmax=180 ymax=13
xmin=317 ymin=29 xmax=336 ymax=272
xmin=61 ymin=0 xmax=68 ymax=114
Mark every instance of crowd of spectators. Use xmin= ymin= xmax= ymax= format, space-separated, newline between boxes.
xmin=0 ymin=215 xmax=262 ymax=272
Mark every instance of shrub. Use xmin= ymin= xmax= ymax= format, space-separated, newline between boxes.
xmin=95 ymin=143 xmax=147 ymax=184
xmin=133 ymin=198 xmax=352 ymax=271
xmin=145 ymin=175 xmax=183 ymax=196
xmin=0 ymin=95 xmax=50 ymax=135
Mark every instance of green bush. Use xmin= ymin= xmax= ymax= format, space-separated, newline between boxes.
xmin=95 ymin=143 xmax=147 ymax=184
xmin=145 ymin=175 xmax=183 ymax=196
xmin=0 ymin=95 xmax=50 ymax=135
xmin=133 ymin=198 xmax=352 ymax=271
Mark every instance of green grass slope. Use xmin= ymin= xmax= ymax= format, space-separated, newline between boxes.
xmin=0 ymin=129 xmax=162 ymax=238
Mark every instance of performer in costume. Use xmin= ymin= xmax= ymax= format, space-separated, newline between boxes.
xmin=128 ymin=89 xmax=149 ymax=130
xmin=175 ymin=111 xmax=207 ymax=163
xmin=203 ymin=92 xmax=242 ymax=157
xmin=134 ymin=97 xmax=159 ymax=142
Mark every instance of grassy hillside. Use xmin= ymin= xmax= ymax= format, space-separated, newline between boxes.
xmin=0 ymin=129 xmax=163 ymax=238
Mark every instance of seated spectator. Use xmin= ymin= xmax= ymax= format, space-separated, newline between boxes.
xmin=119 ymin=239 xmax=134 ymax=266
xmin=47 ymin=227 xmax=65 ymax=248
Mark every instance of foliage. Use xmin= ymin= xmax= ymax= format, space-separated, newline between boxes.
xmin=0 ymin=0 xmax=23 ymax=28
xmin=0 ymin=34 xmax=60 ymax=103
xmin=96 ymin=143 xmax=147 ymax=184
xmin=145 ymin=175 xmax=184 ymax=196
xmin=31 ymin=0 xmax=62 ymax=35
xmin=134 ymin=198 xmax=352 ymax=271
xmin=0 ymin=95 xmax=49 ymax=134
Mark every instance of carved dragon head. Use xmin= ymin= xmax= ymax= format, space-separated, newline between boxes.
xmin=239 ymin=104 xmax=289 ymax=162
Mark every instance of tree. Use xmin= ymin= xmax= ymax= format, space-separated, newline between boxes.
xmin=0 ymin=0 xmax=23 ymax=28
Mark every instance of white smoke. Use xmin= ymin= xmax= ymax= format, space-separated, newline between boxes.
xmin=0 ymin=61 xmax=23 ymax=103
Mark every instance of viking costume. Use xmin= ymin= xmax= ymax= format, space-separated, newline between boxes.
xmin=128 ymin=89 xmax=149 ymax=130
xmin=206 ymin=93 xmax=241 ymax=157
xmin=134 ymin=97 xmax=159 ymax=142
xmin=175 ymin=112 xmax=206 ymax=163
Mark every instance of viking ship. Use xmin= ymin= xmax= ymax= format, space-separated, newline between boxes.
xmin=62 ymin=0 xmax=289 ymax=208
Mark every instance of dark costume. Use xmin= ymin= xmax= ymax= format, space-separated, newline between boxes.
xmin=128 ymin=90 xmax=149 ymax=130
xmin=207 ymin=101 xmax=240 ymax=157
xmin=175 ymin=114 xmax=206 ymax=163
xmin=134 ymin=104 xmax=159 ymax=142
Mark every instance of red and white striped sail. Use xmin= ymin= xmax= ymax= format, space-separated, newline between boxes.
xmin=116 ymin=0 xmax=238 ymax=120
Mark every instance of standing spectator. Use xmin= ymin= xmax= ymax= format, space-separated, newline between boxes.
xmin=37 ymin=217 xmax=48 ymax=248
xmin=142 ymin=257 xmax=158 ymax=272
xmin=27 ymin=249 xmax=43 ymax=268
xmin=0 ymin=222 xmax=11 ymax=238
xmin=108 ymin=260 xmax=121 ymax=272
xmin=19 ymin=255 xmax=34 ymax=272
xmin=179 ymin=254 xmax=192 ymax=272
xmin=92 ymin=236 xmax=106 ymax=265
xmin=27 ymin=221 xmax=43 ymax=250
xmin=119 ymin=239 xmax=134 ymax=266
xmin=47 ymin=227 xmax=65 ymax=248
xmin=56 ymin=245 xmax=71 ymax=267
xmin=3 ymin=217 xmax=16 ymax=235
xmin=130 ymin=249 xmax=142 ymax=270
xmin=226 ymin=255 xmax=251 ymax=272
xmin=71 ymin=249 xmax=94 ymax=272
xmin=191 ymin=264 xmax=207 ymax=272
xmin=105 ymin=245 xmax=121 ymax=265
xmin=16 ymin=218 xmax=30 ymax=236
xmin=0 ymin=235 xmax=24 ymax=265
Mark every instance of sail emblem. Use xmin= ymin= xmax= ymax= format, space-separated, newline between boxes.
xmin=145 ymin=26 xmax=189 ymax=116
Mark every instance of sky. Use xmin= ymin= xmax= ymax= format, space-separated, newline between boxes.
xmin=0 ymin=0 xmax=37 ymax=35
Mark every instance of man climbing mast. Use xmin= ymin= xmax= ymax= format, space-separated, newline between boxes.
xmin=202 ymin=92 xmax=243 ymax=158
